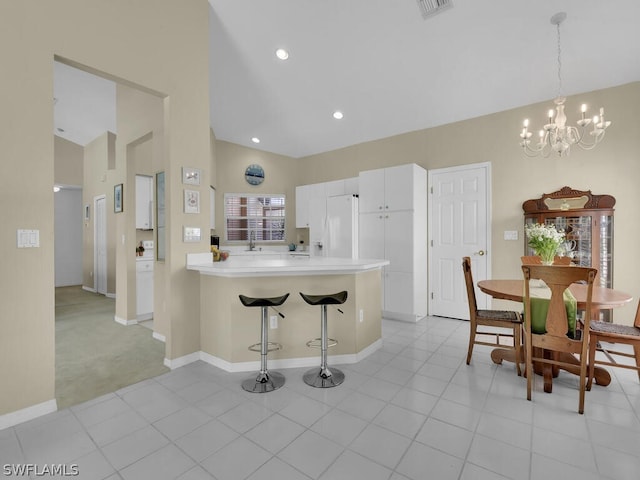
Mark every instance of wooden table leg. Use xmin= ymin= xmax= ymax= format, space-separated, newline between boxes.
xmin=554 ymin=352 xmax=611 ymax=386
xmin=491 ymin=348 xmax=611 ymax=387
xmin=490 ymin=348 xmax=519 ymax=365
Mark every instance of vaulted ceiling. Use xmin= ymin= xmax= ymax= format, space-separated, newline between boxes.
xmin=54 ymin=0 xmax=640 ymax=159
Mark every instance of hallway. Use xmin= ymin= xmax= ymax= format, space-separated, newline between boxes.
xmin=55 ymin=286 xmax=168 ymax=409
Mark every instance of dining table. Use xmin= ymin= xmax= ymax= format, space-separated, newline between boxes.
xmin=477 ymin=279 xmax=633 ymax=388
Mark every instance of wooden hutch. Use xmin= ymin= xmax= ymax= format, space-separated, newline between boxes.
xmin=523 ymin=187 xmax=615 ymax=320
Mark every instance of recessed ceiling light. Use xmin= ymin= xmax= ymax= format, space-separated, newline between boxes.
xmin=275 ymin=48 xmax=289 ymax=60
xmin=333 ymin=111 xmax=344 ymax=120
xmin=53 ymin=186 xmax=61 ymax=192
xmin=251 ymin=137 xmax=260 ymax=144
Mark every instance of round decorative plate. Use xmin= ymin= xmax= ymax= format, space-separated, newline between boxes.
xmin=244 ymin=164 xmax=265 ymax=185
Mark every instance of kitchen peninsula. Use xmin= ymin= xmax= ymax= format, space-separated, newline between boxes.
xmin=186 ymin=253 xmax=389 ymax=372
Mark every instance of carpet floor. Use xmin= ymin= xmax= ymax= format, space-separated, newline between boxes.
xmin=55 ymin=286 xmax=169 ymax=409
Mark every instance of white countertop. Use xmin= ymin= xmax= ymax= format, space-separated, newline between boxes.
xmin=186 ymin=253 xmax=389 ymax=277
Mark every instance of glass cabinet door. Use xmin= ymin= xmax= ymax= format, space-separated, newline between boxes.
xmin=524 ymin=215 xmax=592 ymax=266
xmin=551 ymin=215 xmax=592 ymax=267
xmin=598 ymin=214 xmax=614 ymax=289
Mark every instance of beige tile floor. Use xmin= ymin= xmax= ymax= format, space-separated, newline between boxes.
xmin=2 ymin=316 xmax=640 ymax=480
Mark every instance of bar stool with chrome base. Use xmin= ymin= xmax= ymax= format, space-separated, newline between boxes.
xmin=299 ymin=290 xmax=348 ymax=388
xmin=238 ymin=293 xmax=289 ymax=393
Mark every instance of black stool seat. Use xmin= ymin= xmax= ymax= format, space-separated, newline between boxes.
xmin=239 ymin=293 xmax=290 ymax=308
xmin=299 ymin=291 xmax=347 ymax=306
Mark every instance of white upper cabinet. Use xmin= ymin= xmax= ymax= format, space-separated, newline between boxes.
xmin=325 ymin=179 xmax=345 ymax=197
xmin=359 ymin=163 xmax=419 ymax=213
xmin=295 ymin=185 xmax=310 ymax=228
xmin=344 ymin=177 xmax=359 ymax=195
xmin=295 ymin=182 xmax=326 ymax=228
xmin=358 ymin=169 xmax=385 ymax=213
xmin=296 ymin=177 xmax=358 ymax=228
xmin=135 ymin=174 xmax=154 ymax=230
xmin=384 ymin=164 xmax=418 ymax=211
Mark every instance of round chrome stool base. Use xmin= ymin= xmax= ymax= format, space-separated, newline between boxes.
xmin=303 ymin=367 xmax=345 ymax=388
xmin=242 ymin=371 xmax=285 ymax=393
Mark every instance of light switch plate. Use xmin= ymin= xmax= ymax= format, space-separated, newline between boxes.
xmin=183 ymin=226 xmax=201 ymax=242
xmin=504 ymin=230 xmax=519 ymax=241
xmin=17 ymin=229 xmax=39 ymax=248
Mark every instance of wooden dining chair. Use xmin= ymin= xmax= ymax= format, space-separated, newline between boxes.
xmin=462 ymin=257 xmax=523 ymax=375
xmin=522 ymin=264 xmax=596 ymax=414
xmin=587 ymin=300 xmax=640 ymax=389
xmin=521 ymin=255 xmax=572 ymax=265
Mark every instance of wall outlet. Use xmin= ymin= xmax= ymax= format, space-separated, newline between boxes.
xmin=504 ymin=230 xmax=519 ymax=241
xmin=270 ymin=315 xmax=278 ymax=329
xmin=359 ymin=308 xmax=364 ymax=323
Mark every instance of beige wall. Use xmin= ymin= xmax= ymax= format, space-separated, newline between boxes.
xmin=0 ymin=0 xmax=210 ymax=417
xmin=54 ymin=136 xmax=83 ymax=186
xmin=213 ymin=141 xmax=299 ymax=246
xmin=296 ymin=82 xmax=640 ymax=325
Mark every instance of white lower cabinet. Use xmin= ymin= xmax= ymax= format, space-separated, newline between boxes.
xmin=384 ymin=270 xmax=415 ymax=317
xmin=136 ymin=260 xmax=153 ymax=320
xmin=360 ymin=210 xmax=424 ymax=320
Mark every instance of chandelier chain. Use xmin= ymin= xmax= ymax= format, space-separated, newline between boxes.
xmin=556 ymin=22 xmax=562 ymax=98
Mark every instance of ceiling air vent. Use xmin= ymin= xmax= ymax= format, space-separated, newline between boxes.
xmin=416 ymin=0 xmax=453 ymax=19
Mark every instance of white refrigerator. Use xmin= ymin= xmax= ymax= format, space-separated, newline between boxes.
xmin=315 ymin=194 xmax=359 ymax=258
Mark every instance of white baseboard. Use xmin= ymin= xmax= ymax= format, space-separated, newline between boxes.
xmin=137 ymin=313 xmax=153 ymax=321
xmin=384 ymin=311 xmax=425 ymax=323
xmin=82 ymin=285 xmax=97 ymax=293
xmin=114 ymin=316 xmax=137 ymax=326
xmin=164 ymin=352 xmax=200 ymax=369
xmin=0 ymin=399 xmax=57 ymax=431
xmin=152 ymin=331 xmax=166 ymax=343
xmin=106 ymin=292 xmax=116 ymax=299
xmin=165 ymin=338 xmax=382 ymax=373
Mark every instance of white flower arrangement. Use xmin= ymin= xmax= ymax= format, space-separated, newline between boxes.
xmin=524 ymin=223 xmax=565 ymax=264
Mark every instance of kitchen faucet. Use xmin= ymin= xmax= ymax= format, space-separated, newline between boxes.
xmin=248 ymin=230 xmax=256 ymax=251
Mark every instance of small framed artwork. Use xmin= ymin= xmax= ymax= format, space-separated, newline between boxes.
xmin=184 ymin=189 xmax=200 ymax=214
xmin=114 ymin=184 xmax=123 ymax=213
xmin=84 ymin=204 xmax=90 ymax=222
xmin=182 ymin=167 xmax=201 ymax=185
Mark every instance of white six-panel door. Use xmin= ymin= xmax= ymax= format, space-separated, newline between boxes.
xmin=428 ymin=163 xmax=491 ymax=320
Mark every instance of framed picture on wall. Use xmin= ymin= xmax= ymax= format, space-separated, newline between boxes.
xmin=182 ymin=167 xmax=201 ymax=185
xmin=114 ymin=184 xmax=123 ymax=213
xmin=184 ymin=189 xmax=200 ymax=214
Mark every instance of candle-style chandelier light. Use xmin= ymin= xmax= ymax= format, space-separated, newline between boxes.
xmin=519 ymin=12 xmax=611 ymax=157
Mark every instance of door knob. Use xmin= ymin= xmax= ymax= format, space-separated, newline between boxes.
xmin=475 ymin=250 xmax=485 ymax=256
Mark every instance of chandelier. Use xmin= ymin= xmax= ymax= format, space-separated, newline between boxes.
xmin=519 ymin=12 xmax=611 ymax=157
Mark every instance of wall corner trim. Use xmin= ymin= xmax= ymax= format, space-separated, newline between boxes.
xmin=114 ymin=316 xmax=137 ymax=326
